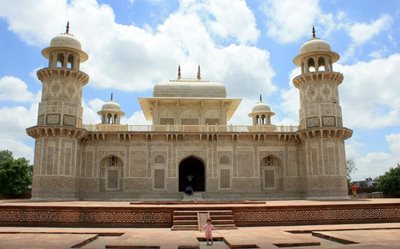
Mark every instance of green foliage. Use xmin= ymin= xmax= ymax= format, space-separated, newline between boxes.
xmin=346 ymin=159 xmax=357 ymax=183
xmin=378 ymin=164 xmax=400 ymax=197
xmin=0 ymin=150 xmax=32 ymax=197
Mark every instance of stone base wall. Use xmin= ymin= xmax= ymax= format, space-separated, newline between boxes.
xmin=303 ymin=176 xmax=348 ymax=198
xmin=0 ymin=202 xmax=399 ymax=227
xmin=32 ymin=176 xmax=78 ymax=199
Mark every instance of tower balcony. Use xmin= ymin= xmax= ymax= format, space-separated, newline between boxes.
xmin=37 ymin=67 xmax=89 ymax=85
xmin=293 ymin=71 xmax=343 ymax=88
xmin=26 ymin=125 xmax=87 ymax=139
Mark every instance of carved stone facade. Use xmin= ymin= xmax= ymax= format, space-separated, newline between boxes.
xmin=27 ymin=29 xmax=352 ymax=200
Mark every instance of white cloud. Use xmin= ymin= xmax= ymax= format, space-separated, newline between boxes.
xmin=0 ymin=138 xmax=34 ymax=162
xmin=82 ymin=98 xmax=104 ymax=124
xmin=346 ymin=134 xmax=400 ymax=181
xmin=0 ymin=76 xmax=37 ymax=102
xmin=343 ymin=14 xmax=392 ymax=60
xmin=0 ymin=102 xmax=37 ymax=162
xmin=386 ymin=133 xmax=400 ymax=156
xmin=347 ymin=14 xmax=392 ymax=45
xmin=0 ymin=0 xmax=68 ymax=46
xmin=262 ymin=0 xmax=331 ymax=43
xmin=0 ymin=0 xmax=273 ymax=99
xmin=353 ymin=151 xmax=397 ymax=180
xmin=228 ymin=98 xmax=253 ymax=125
xmin=125 ymin=110 xmax=151 ymax=125
xmin=203 ymin=0 xmax=259 ymax=44
xmin=337 ymin=54 xmax=400 ymax=129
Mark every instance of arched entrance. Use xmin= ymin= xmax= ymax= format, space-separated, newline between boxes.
xmin=179 ymin=156 xmax=205 ymax=192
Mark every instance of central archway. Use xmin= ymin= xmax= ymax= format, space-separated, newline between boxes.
xmin=179 ymin=156 xmax=205 ymax=192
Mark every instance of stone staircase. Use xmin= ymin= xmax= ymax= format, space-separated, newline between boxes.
xmin=171 ymin=209 xmax=237 ymax=231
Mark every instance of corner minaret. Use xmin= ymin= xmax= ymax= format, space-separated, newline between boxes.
xmin=27 ymin=23 xmax=89 ymax=199
xmin=293 ymin=28 xmax=352 ymax=199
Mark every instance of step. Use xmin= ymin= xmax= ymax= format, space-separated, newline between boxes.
xmin=172 ymin=209 xmax=237 ymax=231
xmin=209 ymin=219 xmax=235 ymax=225
xmin=173 ymin=220 xmax=198 ymax=225
xmin=171 ymin=225 xmax=199 ymax=231
xmin=210 ymin=214 xmax=233 ymax=220
xmin=173 ymin=215 xmax=198 ymax=220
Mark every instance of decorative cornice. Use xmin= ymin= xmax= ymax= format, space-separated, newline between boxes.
xmin=296 ymin=127 xmax=353 ymax=140
xmin=26 ymin=126 xmax=87 ymax=139
xmin=37 ymin=68 xmax=89 ymax=85
xmin=293 ymin=71 xmax=343 ymax=88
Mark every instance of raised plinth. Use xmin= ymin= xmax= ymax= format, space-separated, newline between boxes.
xmin=0 ymin=199 xmax=399 ymax=228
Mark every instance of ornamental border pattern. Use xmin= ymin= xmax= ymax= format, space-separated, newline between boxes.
xmin=0 ymin=204 xmax=399 ymax=227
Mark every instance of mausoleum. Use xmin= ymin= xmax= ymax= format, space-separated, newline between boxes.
xmin=27 ymin=26 xmax=352 ymax=200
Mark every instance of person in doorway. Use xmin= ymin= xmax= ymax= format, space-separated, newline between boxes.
xmin=351 ymin=183 xmax=358 ymax=197
xmin=185 ymin=185 xmax=193 ymax=195
xmin=203 ymin=218 xmax=215 ymax=246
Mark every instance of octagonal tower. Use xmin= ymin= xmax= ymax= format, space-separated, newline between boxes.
xmin=27 ymin=23 xmax=89 ymax=199
xmin=293 ymin=28 xmax=352 ymax=199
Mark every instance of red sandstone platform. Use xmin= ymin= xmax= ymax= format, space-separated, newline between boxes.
xmin=0 ymin=199 xmax=399 ymax=228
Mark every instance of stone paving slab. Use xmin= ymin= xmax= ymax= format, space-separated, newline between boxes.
xmin=0 ymin=223 xmax=400 ymax=248
xmin=0 ymin=233 xmax=97 ymax=249
xmin=1 ymin=198 xmax=399 ymax=208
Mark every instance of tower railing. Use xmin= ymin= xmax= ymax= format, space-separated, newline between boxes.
xmin=83 ymin=124 xmax=298 ymax=133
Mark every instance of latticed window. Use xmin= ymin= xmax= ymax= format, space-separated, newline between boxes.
xmin=107 ymin=169 xmax=119 ymax=189
xmin=219 ymin=169 xmax=231 ymax=189
xmin=108 ymin=156 xmax=118 ymax=166
xmin=154 ymin=169 xmax=165 ymax=189
xmin=154 ymin=155 xmax=165 ymax=164
xmin=262 ymin=155 xmax=278 ymax=167
xmin=219 ymin=155 xmax=230 ymax=165
xmin=102 ymin=155 xmax=123 ymax=191
xmin=263 ymin=169 xmax=275 ymax=188
xmin=261 ymin=155 xmax=280 ymax=189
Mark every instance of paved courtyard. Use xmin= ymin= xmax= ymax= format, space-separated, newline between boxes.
xmin=0 ymin=222 xmax=399 ymax=249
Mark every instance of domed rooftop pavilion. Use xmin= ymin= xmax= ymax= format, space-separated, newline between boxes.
xmin=41 ymin=22 xmax=88 ymax=62
xmin=139 ymin=66 xmax=241 ymax=124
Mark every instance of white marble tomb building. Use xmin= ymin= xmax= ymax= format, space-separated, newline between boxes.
xmin=27 ymin=26 xmax=352 ymax=200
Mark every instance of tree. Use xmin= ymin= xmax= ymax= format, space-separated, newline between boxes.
xmin=378 ymin=163 xmax=400 ymax=197
xmin=0 ymin=150 xmax=32 ymax=197
xmin=346 ymin=159 xmax=357 ymax=184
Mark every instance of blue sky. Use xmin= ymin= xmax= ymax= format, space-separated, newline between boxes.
xmin=0 ymin=0 xmax=399 ymax=180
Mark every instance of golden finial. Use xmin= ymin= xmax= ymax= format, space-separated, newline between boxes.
xmin=260 ymin=94 xmax=262 ymax=103
xmin=178 ymin=65 xmax=181 ymax=79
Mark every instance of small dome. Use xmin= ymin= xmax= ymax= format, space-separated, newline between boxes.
xmin=42 ymin=32 xmax=88 ymax=62
xmin=50 ymin=33 xmax=82 ymax=50
xmin=101 ymin=101 xmax=121 ymax=111
xmin=300 ymin=38 xmax=331 ymax=54
xmin=293 ymin=37 xmax=339 ymax=66
xmin=250 ymin=102 xmax=274 ymax=115
xmin=154 ymin=78 xmax=226 ymax=98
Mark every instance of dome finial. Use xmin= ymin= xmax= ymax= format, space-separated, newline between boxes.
xmin=110 ymin=92 xmax=113 ymax=101
xmin=66 ymin=21 xmax=70 ymax=34
xmin=259 ymin=94 xmax=262 ymax=103
xmin=178 ymin=65 xmax=181 ymax=79
xmin=197 ymin=65 xmax=201 ymax=80
xmin=312 ymin=25 xmax=316 ymax=39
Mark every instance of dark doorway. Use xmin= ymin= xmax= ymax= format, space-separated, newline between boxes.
xmin=179 ymin=156 xmax=205 ymax=192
